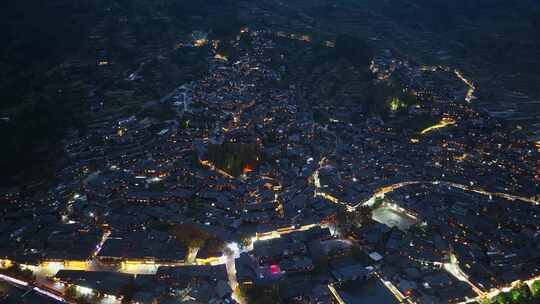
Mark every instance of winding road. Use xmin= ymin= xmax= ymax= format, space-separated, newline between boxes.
xmin=351 ymin=180 xmax=540 ymax=211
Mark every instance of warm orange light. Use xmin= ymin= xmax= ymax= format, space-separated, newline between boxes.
xmin=421 ymin=117 xmax=456 ymax=135
xmin=214 ymin=54 xmax=228 ymax=61
xmin=0 ymin=259 xmax=13 ymax=269
xmin=63 ymin=260 xmax=88 ymax=270
xmin=454 ymin=153 xmax=469 ymax=162
xmin=194 ymin=39 xmax=208 ymax=47
xmin=243 ymin=164 xmax=254 ymax=174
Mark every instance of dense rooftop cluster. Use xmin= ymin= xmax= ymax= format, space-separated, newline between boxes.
xmin=1 ymin=2 xmax=540 ymax=304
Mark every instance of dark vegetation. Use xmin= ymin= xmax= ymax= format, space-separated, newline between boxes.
xmin=240 ymin=283 xmax=281 ymax=304
xmin=359 ymin=0 xmax=540 ymax=126
xmin=336 ymin=204 xmax=373 ymax=235
xmin=474 ymin=280 xmax=540 ymax=304
xmin=333 ymin=35 xmax=422 ymax=118
xmin=0 ymin=1 xmax=100 ymax=186
xmin=64 ymin=285 xmax=104 ymax=304
xmin=2 ymin=264 xmax=35 ymax=282
xmin=378 ymin=0 xmax=540 ymax=71
xmin=0 ymin=0 xmax=242 ymax=187
xmin=207 ymin=142 xmax=262 ymax=177
xmin=275 ymin=33 xmax=418 ymax=121
xmin=334 ymin=34 xmax=374 ymax=74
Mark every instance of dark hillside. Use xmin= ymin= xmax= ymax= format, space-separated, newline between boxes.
xmin=0 ymin=0 xmax=242 ymax=187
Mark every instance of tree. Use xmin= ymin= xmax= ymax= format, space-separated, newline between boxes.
xmin=313 ymin=108 xmax=329 ymax=124
xmin=79 ymin=294 xmax=104 ymax=304
xmin=335 ymin=206 xmax=352 ymax=236
xmin=64 ymin=285 xmax=103 ymax=304
xmin=4 ymin=264 xmax=35 ymax=282
xmin=1 ymin=95 xmax=73 ymax=186
xmin=531 ymin=280 xmax=540 ymax=298
xmin=64 ymin=285 xmax=78 ymax=301
xmin=171 ymin=223 xmax=212 ymax=245
xmin=529 ymin=11 xmax=540 ymax=42
xmin=479 ymin=297 xmax=491 ymax=304
xmin=216 ymin=40 xmax=239 ymax=61
xmin=493 ymin=291 xmax=512 ymax=304
xmin=239 ymin=234 xmax=253 ymax=248
xmin=509 ymin=282 xmax=532 ymax=303
xmin=207 ymin=142 xmax=261 ymax=177
xmin=363 ymin=82 xmax=396 ymax=118
xmin=372 ymin=197 xmax=385 ymax=209
xmin=211 ymin=13 xmax=243 ymax=39
xmin=334 ymin=34 xmax=374 ymax=71
xmin=241 ymin=283 xmax=281 ymax=304
xmin=239 ymin=32 xmax=253 ymax=50
xmin=120 ymin=280 xmax=140 ymax=304
xmin=189 ymin=238 xmax=206 ymax=251
xmin=351 ymin=205 xmax=374 ymax=227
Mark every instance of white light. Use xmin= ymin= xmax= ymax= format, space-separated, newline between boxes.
xmin=34 ymin=287 xmax=65 ymax=302
xmin=77 ymin=285 xmax=94 ymax=296
xmin=0 ymin=274 xmax=28 ymax=286
xmin=227 ymin=242 xmax=241 ymax=258
xmin=147 ymin=177 xmax=162 ymax=183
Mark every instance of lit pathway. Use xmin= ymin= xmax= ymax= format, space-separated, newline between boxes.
xmin=456 ymin=274 xmax=540 ymax=304
xmin=443 ymin=254 xmax=485 ymax=297
xmin=0 ymin=273 xmax=68 ymax=303
xmin=420 ymin=117 xmax=456 ymax=135
xmin=374 ymin=272 xmax=415 ymax=304
xmin=327 ymin=283 xmax=346 ymax=304
xmin=351 ymin=180 xmax=540 ymax=211
xmin=454 ymin=70 xmax=476 ymax=103
xmin=223 ymin=243 xmax=244 ymax=304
